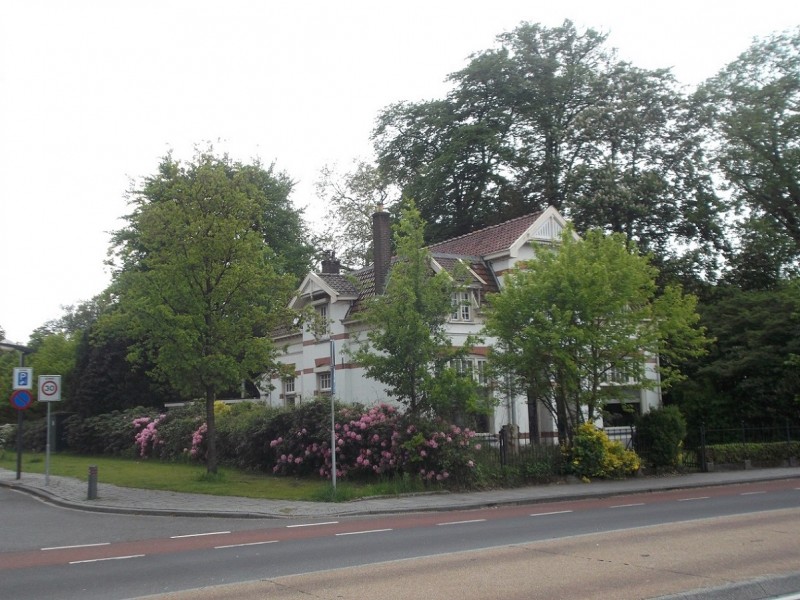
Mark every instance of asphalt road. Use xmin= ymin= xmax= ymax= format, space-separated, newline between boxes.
xmin=1 ymin=479 xmax=798 ymax=599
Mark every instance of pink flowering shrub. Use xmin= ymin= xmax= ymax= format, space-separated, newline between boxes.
xmin=133 ymin=414 xmax=167 ymax=458
xmin=189 ymin=423 xmax=208 ymax=459
xmin=268 ymin=401 xmax=481 ymax=487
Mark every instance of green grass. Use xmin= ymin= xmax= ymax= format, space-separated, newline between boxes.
xmin=0 ymin=450 xmax=435 ymax=502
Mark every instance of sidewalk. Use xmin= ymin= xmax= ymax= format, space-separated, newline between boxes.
xmin=2 ymin=465 xmax=799 ymax=519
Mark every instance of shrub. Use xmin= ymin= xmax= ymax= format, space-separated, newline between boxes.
xmin=216 ymin=402 xmax=284 ymax=471
xmin=267 ymin=400 xmax=482 ymax=488
xmin=635 ymin=406 xmax=687 ymax=469
xmin=570 ymin=423 xmax=639 ymax=479
xmin=65 ymin=408 xmax=157 ymax=456
xmin=0 ymin=423 xmax=15 ymax=450
xmin=707 ymin=441 xmax=800 ymax=464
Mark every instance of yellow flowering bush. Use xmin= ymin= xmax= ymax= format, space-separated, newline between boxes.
xmin=570 ymin=423 xmax=640 ymax=479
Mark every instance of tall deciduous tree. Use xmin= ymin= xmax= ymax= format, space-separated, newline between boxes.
xmin=109 ymin=152 xmax=295 ymax=473
xmin=348 ymin=202 xmax=476 ymax=415
xmin=484 ymin=228 xmax=707 ymax=445
xmin=373 ymin=20 xmax=726 ymax=275
xmin=314 ymin=160 xmax=397 ymax=269
xmin=700 ymin=28 xmax=800 ymax=252
xmin=668 ymin=283 xmax=800 ymax=431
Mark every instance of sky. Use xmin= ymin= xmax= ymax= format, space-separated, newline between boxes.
xmin=1 ymin=0 xmax=798 ymax=345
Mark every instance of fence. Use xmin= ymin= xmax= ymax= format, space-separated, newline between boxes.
xmin=487 ymin=423 xmax=800 ymax=474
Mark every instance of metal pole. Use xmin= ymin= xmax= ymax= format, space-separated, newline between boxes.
xmin=15 ymin=352 xmax=24 ymax=480
xmin=330 ymin=339 xmax=337 ymax=493
xmin=45 ymin=401 xmax=51 ymax=486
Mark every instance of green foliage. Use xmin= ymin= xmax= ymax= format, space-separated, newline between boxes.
xmin=700 ymin=27 xmax=800 ymax=253
xmin=635 ymin=406 xmax=687 ymax=468
xmin=315 ymin=160 xmax=397 ymax=269
xmin=569 ymin=423 xmax=640 ymax=479
xmin=107 ymin=150 xmax=297 ymax=472
xmin=706 ymin=442 xmax=800 ymax=465
xmin=216 ymin=401 xmax=285 ymax=471
xmin=65 ymin=407 xmax=159 ymax=456
xmin=266 ymin=400 xmax=482 ymax=488
xmin=485 ymin=228 xmax=707 ymax=445
xmin=349 ymin=201 xmax=475 ymax=415
xmin=669 ymin=283 xmax=800 ymax=430
xmin=373 ymin=20 xmax=725 ymax=274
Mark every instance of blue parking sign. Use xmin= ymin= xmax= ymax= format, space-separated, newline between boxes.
xmin=13 ymin=367 xmax=33 ymax=390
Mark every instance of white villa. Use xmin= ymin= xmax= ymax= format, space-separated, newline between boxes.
xmin=263 ymin=206 xmax=661 ymax=441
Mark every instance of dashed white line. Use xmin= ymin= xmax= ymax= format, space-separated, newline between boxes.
xmin=609 ymin=503 xmax=645 ymax=509
xmin=437 ymin=519 xmax=487 ymax=526
xmin=677 ymin=496 xmax=710 ymax=502
xmin=70 ymin=554 xmax=145 ymax=565
xmin=170 ymin=531 xmax=230 ymax=539
xmin=286 ymin=521 xmax=339 ymax=528
xmin=530 ymin=510 xmax=573 ymax=517
xmin=740 ymin=491 xmax=767 ymax=496
xmin=335 ymin=528 xmax=393 ymax=536
xmin=42 ymin=542 xmax=110 ymax=551
xmin=215 ymin=540 xmax=278 ymax=549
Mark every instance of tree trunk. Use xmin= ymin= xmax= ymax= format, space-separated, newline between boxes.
xmin=205 ymin=385 xmax=218 ymax=474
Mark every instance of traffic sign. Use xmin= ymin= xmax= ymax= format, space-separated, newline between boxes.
xmin=38 ymin=375 xmax=62 ymax=402
xmin=10 ymin=390 xmax=33 ymax=410
xmin=13 ymin=367 xmax=33 ymax=390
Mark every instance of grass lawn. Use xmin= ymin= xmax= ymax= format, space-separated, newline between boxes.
xmin=0 ymin=450 xmax=428 ymax=502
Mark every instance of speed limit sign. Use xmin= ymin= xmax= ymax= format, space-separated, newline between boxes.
xmin=38 ymin=375 xmax=62 ymax=402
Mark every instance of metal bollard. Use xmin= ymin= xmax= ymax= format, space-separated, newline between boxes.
xmin=87 ymin=465 xmax=98 ymax=500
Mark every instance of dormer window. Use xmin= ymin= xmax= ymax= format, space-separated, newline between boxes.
xmin=451 ymin=291 xmax=473 ymax=322
xmin=310 ymin=301 xmax=330 ymax=339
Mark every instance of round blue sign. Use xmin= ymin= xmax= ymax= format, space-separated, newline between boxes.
xmin=10 ymin=389 xmax=33 ymax=410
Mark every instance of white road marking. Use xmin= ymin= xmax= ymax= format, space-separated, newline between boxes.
xmin=609 ymin=503 xmax=645 ymax=509
xmin=530 ymin=510 xmax=573 ymax=517
xmin=335 ymin=528 xmax=393 ymax=536
xmin=677 ymin=496 xmax=710 ymax=502
xmin=740 ymin=491 xmax=767 ymax=496
xmin=286 ymin=521 xmax=339 ymax=528
xmin=42 ymin=542 xmax=110 ymax=551
xmin=70 ymin=554 xmax=145 ymax=564
xmin=437 ymin=519 xmax=487 ymax=526
xmin=215 ymin=540 xmax=278 ymax=549
xmin=170 ymin=531 xmax=230 ymax=539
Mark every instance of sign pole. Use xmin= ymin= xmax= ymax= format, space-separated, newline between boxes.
xmin=38 ymin=375 xmax=62 ymax=487
xmin=330 ymin=339 xmax=336 ymax=494
xmin=45 ymin=401 xmax=51 ymax=486
xmin=16 ymin=355 xmax=27 ymax=480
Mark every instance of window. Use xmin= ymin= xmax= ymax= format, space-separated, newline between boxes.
xmin=604 ymin=366 xmax=637 ymax=385
xmin=452 ymin=358 xmax=473 ymax=377
xmin=315 ymin=303 xmax=330 ymax=337
xmin=476 ymin=359 xmax=489 ymax=386
xmin=451 ymin=291 xmax=472 ymax=321
xmin=282 ymin=377 xmax=296 ymax=407
xmin=317 ymin=371 xmax=331 ymax=393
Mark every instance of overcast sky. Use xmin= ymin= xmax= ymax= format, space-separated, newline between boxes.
xmin=1 ymin=0 xmax=798 ymax=345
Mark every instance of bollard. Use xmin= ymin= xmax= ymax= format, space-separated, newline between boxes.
xmin=88 ymin=465 xmax=98 ymax=500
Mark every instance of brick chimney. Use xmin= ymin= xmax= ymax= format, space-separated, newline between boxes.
xmin=320 ymin=250 xmax=341 ymax=274
xmin=372 ymin=205 xmax=391 ymax=295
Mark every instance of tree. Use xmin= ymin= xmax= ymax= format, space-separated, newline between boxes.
xmin=668 ymin=282 xmax=800 ymax=430
xmin=484 ymin=228 xmax=707 ymax=446
xmin=314 ymin=160 xmax=398 ymax=269
xmin=348 ymin=202 xmax=477 ymax=416
xmin=373 ymin=20 xmax=726 ymax=272
xmin=108 ymin=151 xmax=296 ymax=473
xmin=700 ymin=28 xmax=800 ymax=252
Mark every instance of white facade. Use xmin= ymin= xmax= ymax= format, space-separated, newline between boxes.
xmin=264 ymin=206 xmax=662 ymax=439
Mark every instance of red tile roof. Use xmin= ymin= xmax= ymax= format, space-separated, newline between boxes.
xmin=427 ymin=211 xmax=544 ymax=257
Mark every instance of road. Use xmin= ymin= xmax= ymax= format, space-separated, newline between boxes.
xmin=1 ymin=478 xmax=798 ymax=599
